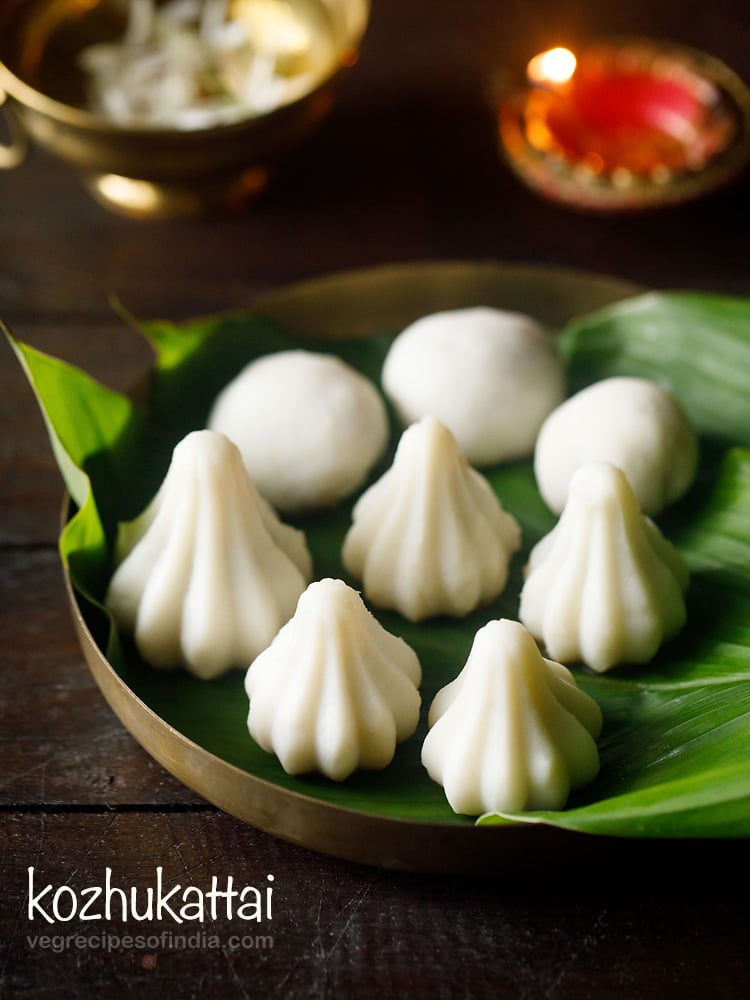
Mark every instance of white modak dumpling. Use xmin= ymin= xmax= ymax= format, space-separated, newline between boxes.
xmin=520 ymin=462 xmax=690 ymax=673
xmin=422 ymin=619 xmax=602 ymax=815
xmin=106 ymin=430 xmax=312 ymax=680
xmin=245 ymin=578 xmax=422 ymax=781
xmin=381 ymin=306 xmax=565 ymax=466
xmin=342 ymin=416 xmax=521 ymax=622
xmin=534 ymin=376 xmax=698 ymax=516
xmin=208 ymin=350 xmax=389 ymax=513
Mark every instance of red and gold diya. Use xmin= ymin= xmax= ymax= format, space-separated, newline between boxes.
xmin=499 ymin=38 xmax=750 ymax=211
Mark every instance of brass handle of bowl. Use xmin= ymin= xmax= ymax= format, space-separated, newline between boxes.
xmin=0 ymin=88 xmax=29 ymax=168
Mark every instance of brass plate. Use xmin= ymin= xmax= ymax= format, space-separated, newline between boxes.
xmin=64 ymin=261 xmax=638 ymax=873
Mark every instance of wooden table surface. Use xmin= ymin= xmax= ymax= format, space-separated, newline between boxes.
xmin=2 ymin=1 xmax=749 ymax=996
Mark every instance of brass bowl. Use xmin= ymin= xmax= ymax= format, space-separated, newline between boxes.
xmin=0 ymin=0 xmax=369 ymax=217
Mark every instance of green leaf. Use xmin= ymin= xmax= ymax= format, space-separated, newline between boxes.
xmin=5 ymin=329 xmax=135 ymax=510
xmin=7 ymin=286 xmax=750 ymax=838
xmin=4 ymin=326 xmax=144 ymax=599
xmin=561 ymin=291 xmax=750 ymax=444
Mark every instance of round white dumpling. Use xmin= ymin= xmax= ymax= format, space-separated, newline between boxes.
xmin=208 ymin=350 xmax=389 ymax=513
xmin=534 ymin=376 xmax=699 ymax=516
xmin=381 ymin=306 xmax=565 ymax=466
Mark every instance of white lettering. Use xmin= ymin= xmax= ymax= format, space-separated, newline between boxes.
xmin=155 ymin=868 xmax=182 ymax=923
xmin=237 ymin=886 xmax=261 ymax=922
xmin=79 ymin=886 xmax=102 ymax=921
xmin=105 ymin=867 xmax=128 ymax=920
xmin=207 ymin=875 xmax=239 ymax=920
xmin=27 ymin=868 xmax=54 ymax=924
xmin=179 ymin=887 xmax=204 ymax=923
xmin=25 ymin=868 xmax=276 ymax=927
xmin=52 ymin=886 xmax=77 ymax=922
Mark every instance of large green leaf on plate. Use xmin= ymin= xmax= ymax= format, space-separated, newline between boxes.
xmin=561 ymin=291 xmax=750 ymax=444
xmin=5 ymin=288 xmax=750 ymax=837
xmin=4 ymin=330 xmax=145 ymax=600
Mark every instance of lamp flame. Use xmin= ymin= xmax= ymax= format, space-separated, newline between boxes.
xmin=527 ymin=47 xmax=577 ymax=87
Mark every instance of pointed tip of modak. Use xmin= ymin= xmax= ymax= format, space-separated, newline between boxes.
xmin=410 ymin=414 xmax=458 ymax=442
xmin=173 ymin=427 xmax=237 ymax=463
xmin=567 ymin=461 xmax=635 ymax=508
xmin=476 ymin=616 xmax=538 ymax=652
xmin=299 ymin=576 xmax=361 ymax=603
xmin=395 ymin=415 xmax=464 ymax=464
xmin=167 ymin=429 xmax=255 ymax=495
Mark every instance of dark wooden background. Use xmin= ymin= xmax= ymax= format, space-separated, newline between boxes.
xmin=2 ymin=0 xmax=749 ymax=996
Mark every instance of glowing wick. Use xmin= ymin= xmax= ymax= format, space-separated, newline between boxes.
xmin=527 ymin=47 xmax=577 ymax=87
